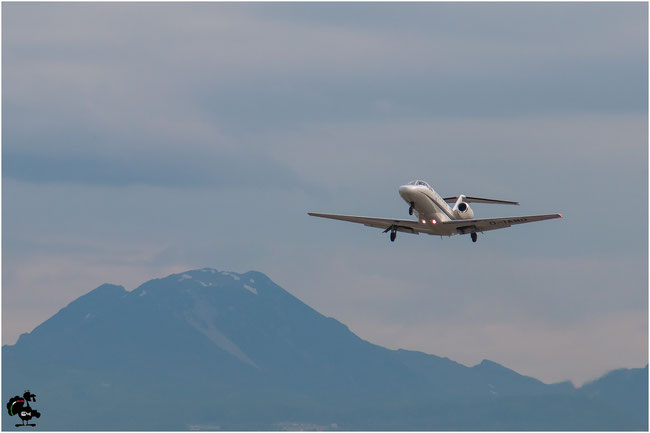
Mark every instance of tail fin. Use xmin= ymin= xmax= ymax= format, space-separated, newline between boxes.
xmin=443 ymin=196 xmax=519 ymax=205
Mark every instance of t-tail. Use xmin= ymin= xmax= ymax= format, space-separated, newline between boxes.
xmin=446 ymin=194 xmax=519 ymax=220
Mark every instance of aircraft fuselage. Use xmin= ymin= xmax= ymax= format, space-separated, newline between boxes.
xmin=398 ymin=181 xmax=473 ymax=231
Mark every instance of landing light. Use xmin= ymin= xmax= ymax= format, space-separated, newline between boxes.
xmin=421 ymin=219 xmax=426 ymax=224
xmin=431 ymin=219 xmax=437 ymax=224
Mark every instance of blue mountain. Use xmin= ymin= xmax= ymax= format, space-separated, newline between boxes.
xmin=2 ymin=269 xmax=647 ymax=430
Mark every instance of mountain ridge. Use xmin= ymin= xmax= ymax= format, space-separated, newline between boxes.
xmin=3 ymin=268 xmax=646 ymax=430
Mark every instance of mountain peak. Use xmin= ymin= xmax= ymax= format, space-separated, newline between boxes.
xmin=475 ymin=359 xmax=505 ymax=369
xmin=130 ymin=268 xmax=277 ymax=301
xmin=70 ymin=282 xmax=126 ymax=306
xmin=93 ymin=283 xmax=127 ymax=294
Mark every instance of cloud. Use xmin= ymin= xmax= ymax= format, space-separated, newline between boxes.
xmin=3 ymin=149 xmax=304 ymax=189
xmin=3 ymin=3 xmax=646 ymax=187
xmin=2 ymin=3 xmax=647 ymax=386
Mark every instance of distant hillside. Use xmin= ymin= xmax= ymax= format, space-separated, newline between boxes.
xmin=3 ymin=269 xmax=647 ymax=430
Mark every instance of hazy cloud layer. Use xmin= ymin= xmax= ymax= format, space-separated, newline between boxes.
xmin=3 ymin=3 xmax=646 ymax=186
xmin=3 ymin=3 xmax=647 ymax=385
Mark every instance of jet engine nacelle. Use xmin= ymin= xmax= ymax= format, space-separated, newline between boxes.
xmin=453 ymin=197 xmax=475 ymax=219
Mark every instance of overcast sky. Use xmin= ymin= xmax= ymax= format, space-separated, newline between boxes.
xmin=3 ymin=2 xmax=647 ymax=386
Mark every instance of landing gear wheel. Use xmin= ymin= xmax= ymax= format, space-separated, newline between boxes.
xmin=471 ymin=233 xmax=478 ymax=243
xmin=408 ymin=202 xmax=414 ymax=215
xmin=390 ymin=231 xmax=397 ymax=242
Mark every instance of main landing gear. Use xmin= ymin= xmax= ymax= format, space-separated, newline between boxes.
xmin=471 ymin=233 xmax=478 ymax=243
xmin=384 ymin=225 xmax=398 ymax=242
xmin=408 ymin=202 xmax=414 ymax=215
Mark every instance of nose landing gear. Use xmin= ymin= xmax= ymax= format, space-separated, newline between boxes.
xmin=390 ymin=231 xmax=397 ymax=242
xmin=408 ymin=202 xmax=414 ymax=215
xmin=471 ymin=233 xmax=478 ymax=243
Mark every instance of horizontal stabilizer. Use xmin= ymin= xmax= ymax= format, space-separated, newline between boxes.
xmin=443 ymin=196 xmax=519 ymax=205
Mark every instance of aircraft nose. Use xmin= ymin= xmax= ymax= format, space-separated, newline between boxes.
xmin=399 ymin=185 xmax=413 ymax=198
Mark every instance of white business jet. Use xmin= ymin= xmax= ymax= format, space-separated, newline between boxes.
xmin=309 ymin=180 xmax=561 ymax=243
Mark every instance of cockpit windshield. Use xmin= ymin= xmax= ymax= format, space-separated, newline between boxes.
xmin=408 ymin=180 xmax=431 ymax=188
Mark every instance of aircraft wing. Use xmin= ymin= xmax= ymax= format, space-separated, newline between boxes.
xmin=441 ymin=213 xmax=562 ymax=234
xmin=307 ymin=212 xmax=423 ymax=234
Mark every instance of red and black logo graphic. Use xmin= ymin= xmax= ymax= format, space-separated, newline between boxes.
xmin=6 ymin=391 xmax=40 ymax=427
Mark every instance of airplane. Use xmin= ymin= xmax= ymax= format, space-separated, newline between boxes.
xmin=308 ymin=180 xmax=561 ymax=243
